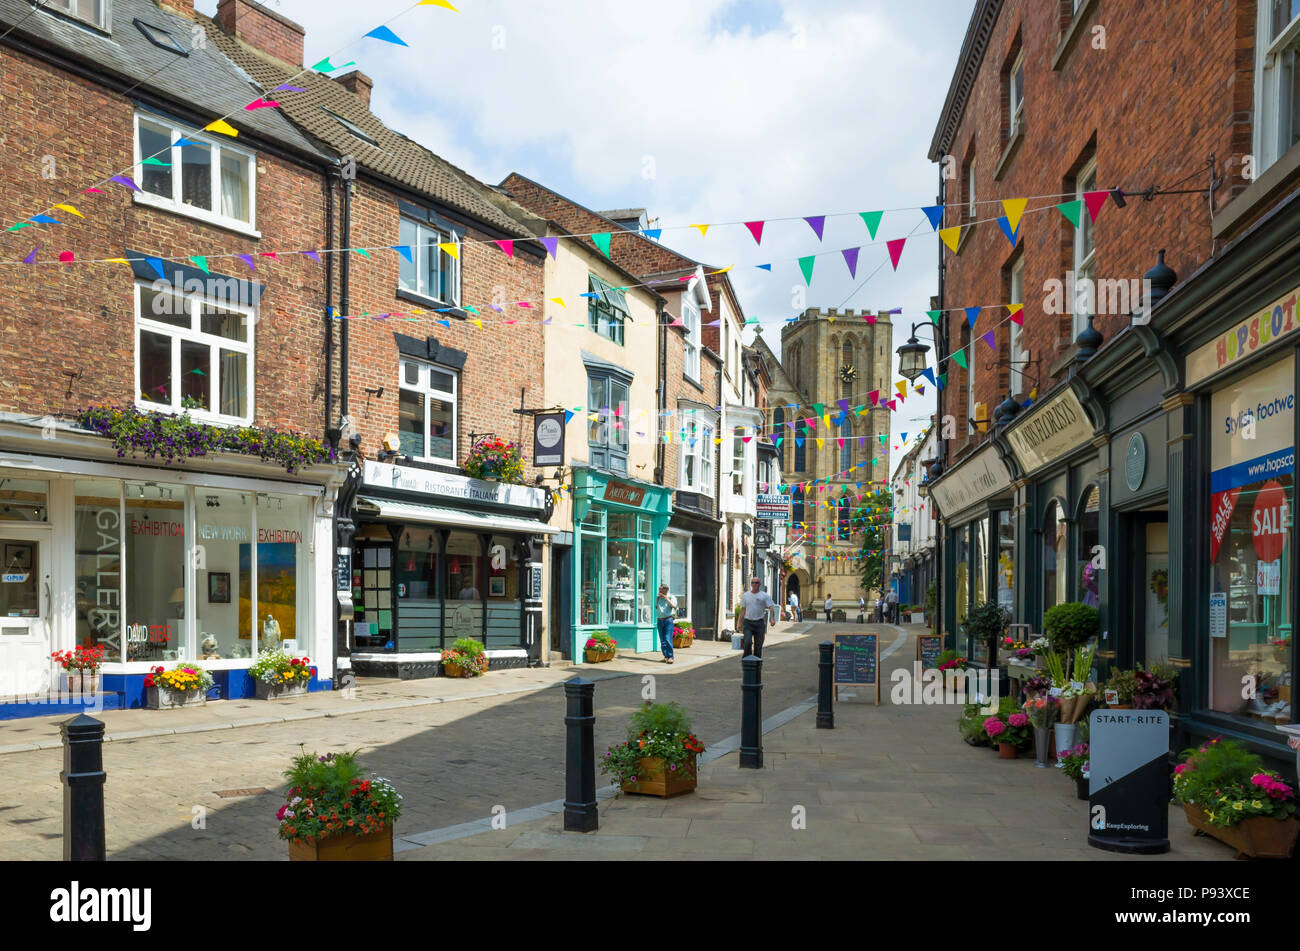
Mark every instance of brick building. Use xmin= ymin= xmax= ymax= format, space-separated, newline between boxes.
xmin=924 ymin=0 xmax=1300 ymax=767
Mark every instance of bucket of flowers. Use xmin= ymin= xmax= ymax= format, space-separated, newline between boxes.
xmin=144 ymin=662 xmax=213 ymax=709
xmin=584 ymin=630 xmax=617 ymax=663
xmin=250 ymin=649 xmax=316 ymax=700
xmin=278 ymin=750 xmax=402 ymax=861
xmin=672 ymin=621 xmax=694 ymax=649
xmin=51 ymin=645 xmax=105 ymax=697
xmin=1173 ymin=737 xmax=1299 ymax=858
xmin=441 ymin=637 xmax=489 ymax=678
xmin=1058 ymin=743 xmax=1090 ymax=800
xmin=601 ymin=701 xmax=705 ymax=798
xmin=463 ymin=437 xmax=525 ymax=484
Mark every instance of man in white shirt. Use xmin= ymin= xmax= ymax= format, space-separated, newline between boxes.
xmin=823 ymin=595 xmax=833 ymax=623
xmin=787 ymin=590 xmax=801 ymax=622
xmin=739 ymin=577 xmax=778 ymax=658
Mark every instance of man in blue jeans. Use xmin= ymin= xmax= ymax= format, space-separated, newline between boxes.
xmin=739 ymin=577 xmax=778 ymax=658
xmin=655 ymin=584 xmax=677 ymax=664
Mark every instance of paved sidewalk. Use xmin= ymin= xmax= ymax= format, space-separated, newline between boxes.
xmin=400 ymin=623 xmax=1227 ymax=861
xmin=0 ymin=621 xmax=813 ymax=755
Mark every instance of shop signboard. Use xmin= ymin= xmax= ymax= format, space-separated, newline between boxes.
xmin=757 ymin=494 xmax=790 ymax=520
xmin=602 ymin=480 xmax=646 ymax=507
xmin=927 ymin=444 xmax=1011 ymax=517
xmin=833 ymin=633 xmax=879 ymax=705
xmin=1087 ymin=710 xmax=1170 ymax=854
xmin=364 ymin=460 xmax=545 ymax=510
xmin=533 ymin=412 xmax=565 ymax=467
xmin=1186 ymin=284 xmax=1300 ymax=386
xmin=1209 ymin=592 xmax=1226 ymax=638
xmin=1005 ymin=387 xmax=1094 ymax=474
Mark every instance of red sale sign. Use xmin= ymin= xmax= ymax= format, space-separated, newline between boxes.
xmin=1251 ymin=481 xmax=1289 ymax=563
xmin=1210 ymin=488 xmax=1240 ymax=563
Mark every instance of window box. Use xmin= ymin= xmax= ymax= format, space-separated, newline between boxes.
xmin=134 ymin=114 xmax=257 ymax=235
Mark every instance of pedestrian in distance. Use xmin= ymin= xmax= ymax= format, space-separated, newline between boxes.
xmin=858 ymin=595 xmax=866 ymax=620
xmin=655 ymin=584 xmax=677 ymax=664
xmin=788 ymin=589 xmax=801 ymax=622
xmin=876 ymin=596 xmax=884 ymax=624
xmin=739 ymin=577 xmax=778 ymax=658
xmin=885 ymin=588 xmax=899 ymax=624
xmin=824 ymin=594 xmax=833 ymax=624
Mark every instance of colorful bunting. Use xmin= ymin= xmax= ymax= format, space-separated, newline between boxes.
xmin=311 ymin=57 xmax=356 ymax=73
xmin=1001 ymin=198 xmax=1027 ymax=233
xmin=189 ymin=255 xmax=209 ymax=273
xmin=392 ymin=245 xmax=413 ymax=262
xmin=744 ymin=221 xmax=765 ymax=245
xmin=1083 ymin=190 xmax=1110 ymax=223
xmin=53 ymin=204 xmax=83 ymax=218
xmin=691 ymin=224 xmax=710 ymax=237
xmin=964 ymin=305 xmax=981 ymax=328
xmin=982 ymin=331 xmax=996 ymax=349
xmin=1056 ymin=200 xmax=1083 ymax=228
xmin=921 ymin=205 xmax=944 ymax=231
xmin=804 ymin=215 xmax=825 ymax=240
xmin=886 ymin=238 xmax=905 ymax=270
xmin=203 ymin=119 xmax=238 ymax=137
xmin=641 ymin=228 xmax=662 ymax=241
xmin=950 ymin=350 xmax=967 ymax=370
xmin=540 ymin=237 xmax=558 ymax=259
xmin=995 ymin=216 xmax=1021 ymax=246
xmin=859 ymin=210 xmax=883 ymax=240
xmin=237 ymin=254 xmax=255 ymax=270
xmin=1007 ymin=303 xmax=1024 ymax=326
xmin=22 ymin=246 xmax=39 ymax=264
xmin=439 ymin=242 xmax=459 ymax=260
xmin=245 ymin=98 xmax=281 ymax=111
xmin=590 ymin=233 xmax=611 ymax=258
xmin=145 ymin=257 xmax=166 ymax=280
xmin=798 ymin=255 xmax=815 ymax=286
xmin=365 ymin=25 xmax=408 ymax=46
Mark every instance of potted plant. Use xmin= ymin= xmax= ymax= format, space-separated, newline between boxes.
xmin=1029 ymin=636 xmax=1050 ymax=666
xmin=584 ymin=630 xmax=617 ymax=663
xmin=985 ymin=709 xmax=1030 ymax=759
xmin=672 ymin=622 xmax=694 ymax=649
xmin=278 ymin=750 xmax=402 ymax=861
xmin=1132 ymin=666 xmax=1176 ymax=711
xmin=961 ymin=600 xmax=1010 ymax=670
xmin=958 ymin=702 xmax=990 ymax=746
xmin=51 ymin=646 xmax=105 ymax=697
xmin=442 ymin=637 xmax=489 ymax=677
xmin=1043 ymin=602 xmax=1099 ymax=654
xmin=250 ymin=649 xmax=315 ymax=699
xmin=600 ymin=701 xmax=705 ymax=797
xmin=1105 ymin=668 xmax=1138 ymax=708
xmin=1058 ymin=743 xmax=1090 ymax=800
xmin=1173 ymin=738 xmax=1299 ymax=859
xmin=463 ymin=438 xmax=524 ymax=484
xmin=144 ymin=662 xmax=213 ymax=709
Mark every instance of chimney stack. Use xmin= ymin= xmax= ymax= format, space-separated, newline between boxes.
xmin=215 ymin=0 xmax=305 ymax=67
xmin=156 ymin=0 xmax=195 ymax=16
xmin=336 ymin=70 xmax=374 ymax=109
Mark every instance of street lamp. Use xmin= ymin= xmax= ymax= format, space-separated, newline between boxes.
xmin=896 ymin=323 xmax=939 ymax=383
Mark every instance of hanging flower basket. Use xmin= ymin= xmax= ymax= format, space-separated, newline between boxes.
xmin=463 ymin=438 xmax=525 ymax=484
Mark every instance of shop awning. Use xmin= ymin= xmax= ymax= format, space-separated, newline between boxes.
xmin=355 ymin=496 xmax=560 ymax=535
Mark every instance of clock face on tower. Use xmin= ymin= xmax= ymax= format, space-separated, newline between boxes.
xmin=840 ymin=364 xmax=857 ymax=384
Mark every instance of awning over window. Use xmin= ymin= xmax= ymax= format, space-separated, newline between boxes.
xmin=355 ymin=496 xmax=560 ymax=535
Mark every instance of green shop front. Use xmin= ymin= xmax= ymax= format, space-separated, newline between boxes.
xmin=571 ymin=468 xmax=673 ymax=659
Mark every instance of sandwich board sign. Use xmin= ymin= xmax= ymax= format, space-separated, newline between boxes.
xmin=833 ymin=633 xmax=879 ymax=705
xmin=1087 ymin=710 xmax=1170 ymax=854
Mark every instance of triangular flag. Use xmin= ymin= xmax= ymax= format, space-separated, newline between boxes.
xmin=916 ymin=385 xmax=925 ymax=395
xmin=886 ymin=238 xmax=905 ymax=270
xmin=259 ymin=251 xmax=279 ymax=260
xmin=145 ymin=257 xmax=166 ymax=280
xmin=6 ymin=223 xmax=33 ymax=231
xmin=540 ymin=237 xmax=558 ymax=259
xmin=841 ymin=247 xmax=859 ymax=278
xmin=1056 ymin=200 xmax=1083 ymax=228
xmin=859 ymin=211 xmax=883 ymax=240
xmin=392 ymin=245 xmax=413 ymax=262
xmin=1083 ymin=190 xmax=1110 ymax=223
xmin=110 ymin=175 xmax=141 ymax=192
xmin=245 ymin=98 xmax=281 ymax=111
xmin=29 ymin=215 xmax=59 ymax=224
xmin=756 ymin=263 xmax=772 ymax=272
xmin=494 ymin=239 xmax=514 ymax=258
xmin=273 ymin=85 xmax=306 ymax=93
xmin=203 ymin=119 xmax=238 ymax=137
xmin=311 ymin=57 xmax=356 ymax=73
xmin=995 ymin=216 xmax=1021 ymax=246
xmin=22 ymin=246 xmax=39 ymax=264
xmin=938 ymin=225 xmax=961 ymax=253
xmin=816 ymin=439 xmax=824 ymax=449
xmin=189 ymin=255 xmax=209 ymax=273
xmin=354 ymin=248 xmax=371 ymax=258
xmin=564 ymin=410 xmax=575 ymax=424
xmin=798 ymin=255 xmax=815 ymax=285
xmin=1007 ymin=303 xmax=1024 ymax=326
xmin=419 ymin=0 xmax=459 ymax=8
xmin=1001 ymin=198 xmax=1028 ymax=233
xmin=238 ymin=254 xmax=256 ymax=270
xmin=641 ymin=228 xmax=662 ymax=241
xmin=895 ymin=382 xmax=906 ymax=396
xmin=691 ymin=224 xmax=710 ymax=237
xmin=921 ymin=205 xmax=944 ymax=230
xmin=744 ymin=221 xmax=765 ymax=244
xmin=140 ymin=157 xmax=170 ymax=167
xmin=439 ymin=242 xmax=459 ymax=260
xmin=937 ymin=373 xmax=947 ymax=390
xmin=591 ymin=232 xmax=611 ymax=258
xmin=950 ymin=350 xmax=968 ymax=370
xmin=53 ymin=204 xmax=83 ymax=218
xmin=301 ymin=250 xmax=320 ymax=262
xmin=804 ymin=215 xmax=826 ymax=240
xmin=964 ymin=305 xmax=981 ymax=328
xmin=920 ymin=367 xmax=936 ymax=386
xmin=982 ymin=331 xmax=996 ymax=349
xmin=926 ymin=309 xmax=942 ymax=325
xmin=549 ymin=297 xmax=566 ymax=308
xmin=365 ymin=25 xmax=409 ymax=46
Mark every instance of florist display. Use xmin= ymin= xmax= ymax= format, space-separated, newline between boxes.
xmin=961 ymin=600 xmax=1010 ymax=668
xmin=278 ymin=750 xmax=402 ymax=861
xmin=936 ymin=650 xmax=968 ymax=675
xmin=1023 ymin=696 xmax=1060 ymax=767
xmin=463 ymin=437 xmax=524 ymax=484
xmin=1057 ymin=743 xmax=1090 ymax=800
xmin=1132 ymin=665 xmax=1177 ymax=711
xmin=985 ymin=708 xmax=1031 ymax=759
xmin=1042 ymin=601 xmax=1099 ymax=653
xmin=958 ymin=702 xmax=991 ymax=746
xmin=1104 ymin=667 xmax=1138 ymax=708
xmin=584 ymin=629 xmax=617 ymax=663
xmin=50 ymin=645 xmax=105 ymax=697
xmin=249 ymin=650 xmax=315 ymax=700
xmin=1173 ymin=738 xmax=1299 ymax=859
xmin=441 ymin=637 xmax=489 ymax=677
xmin=144 ymin=662 xmax=214 ymax=709
xmin=601 ymin=701 xmax=705 ymax=797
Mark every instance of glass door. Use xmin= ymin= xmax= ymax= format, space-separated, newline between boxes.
xmin=0 ymin=527 xmax=52 ymax=697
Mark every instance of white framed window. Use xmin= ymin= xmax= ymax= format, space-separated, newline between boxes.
xmin=682 ymin=296 xmax=701 ymax=380
xmin=680 ymin=413 xmax=715 ymax=495
xmin=1072 ymin=157 xmax=1097 ymax=339
xmin=1008 ymin=50 xmax=1025 ymax=138
xmin=135 ymin=282 xmax=254 ymax=425
xmin=134 ymin=114 xmax=256 ymax=233
xmin=398 ymin=359 xmax=458 ymax=464
xmin=45 ymin=0 xmax=108 ymax=30
xmin=1255 ymin=1 xmax=1300 ymax=173
xmin=965 ymin=327 xmax=977 ymax=435
xmin=399 ymin=217 xmax=461 ymax=307
xmin=1009 ymin=257 xmax=1028 ymax=397
xmin=732 ymin=430 xmax=746 ymax=495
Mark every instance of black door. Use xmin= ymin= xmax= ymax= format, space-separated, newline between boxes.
xmin=551 ymin=544 xmax=572 ymax=660
xmin=691 ymin=536 xmax=716 ymax=641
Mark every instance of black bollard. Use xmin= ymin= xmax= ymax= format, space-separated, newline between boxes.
xmin=816 ymin=641 xmax=835 ymax=729
xmin=563 ymin=677 xmax=598 ymax=832
xmin=740 ymin=655 xmax=764 ymax=768
xmin=60 ymin=713 xmax=106 ymax=861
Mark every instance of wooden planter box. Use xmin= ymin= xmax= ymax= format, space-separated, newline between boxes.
xmin=289 ymin=824 xmax=394 ymax=861
xmin=145 ymin=686 xmax=206 ymax=710
xmin=442 ymin=658 xmax=488 ymax=678
xmin=621 ymin=753 xmax=698 ymax=798
xmin=583 ymin=648 xmax=615 ymax=663
xmin=1183 ymin=804 xmax=1300 ymax=859
xmin=254 ymin=679 xmax=309 ymax=700
xmin=672 ymin=635 xmax=693 ymax=648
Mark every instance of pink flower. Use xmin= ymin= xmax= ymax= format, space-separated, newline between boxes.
xmin=983 ymin=717 xmax=1006 ymax=738
xmin=276 ymin=804 xmax=288 ymax=820
xmin=1174 ymin=764 xmax=1187 ymax=775
xmin=1008 ymin=713 xmax=1028 ymax=728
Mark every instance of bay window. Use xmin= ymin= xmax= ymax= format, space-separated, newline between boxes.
xmin=680 ymin=413 xmax=715 ymax=494
xmin=587 ymin=371 xmax=630 ymax=474
xmin=135 ymin=114 xmax=255 ymax=231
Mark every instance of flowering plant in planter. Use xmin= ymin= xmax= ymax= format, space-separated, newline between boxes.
xmin=249 ymin=649 xmax=315 ymax=686
xmin=463 ymin=438 xmax=524 ymax=484
xmin=585 ymin=630 xmax=616 ymax=653
xmin=935 ymin=650 xmax=968 ymax=672
xmin=1057 ymin=742 xmax=1090 ymax=781
xmin=145 ymin=662 xmax=213 ymax=693
xmin=51 ymin=645 xmax=105 ymax=672
xmin=1173 ymin=738 xmax=1296 ymax=828
xmin=986 ymin=712 xmax=1030 ymax=747
xmin=600 ymin=701 xmax=705 ymax=790
xmin=442 ymin=637 xmax=488 ymax=676
xmin=277 ymin=750 xmax=402 ymax=845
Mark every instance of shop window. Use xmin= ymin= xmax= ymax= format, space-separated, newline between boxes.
xmin=1208 ymin=354 xmax=1293 ymax=720
xmin=444 ymin=531 xmax=485 ymax=643
xmin=579 ymin=524 xmax=603 ymax=627
xmin=1075 ymin=485 xmax=1100 ymax=608
xmin=0 ymin=478 xmax=48 ymax=522
xmin=1144 ymin=521 xmax=1172 ymax=665
xmin=1255 ymin=0 xmax=1300 ymax=174
xmin=396 ymin=528 xmax=441 ymax=652
xmin=135 ymin=113 xmax=255 ymax=231
xmin=193 ymin=489 xmax=251 ymax=661
xmin=606 ymin=513 xmax=639 ymax=624
xmin=587 ymin=371 xmax=630 ymax=474
xmin=74 ymin=479 xmax=122 ymax=661
xmin=1043 ymin=500 xmax=1068 ymax=612
xmin=996 ymin=510 xmax=1014 ymax=611
xmin=660 ymin=533 xmax=689 ymax=620
xmin=398 ymin=217 xmax=460 ymax=306
xmin=954 ymin=524 xmax=970 ymax=650
xmin=136 ymin=282 xmax=253 ymax=424
xmin=124 ymin=480 xmax=187 ymax=662
xmin=398 ymin=359 xmax=458 ymax=464
xmin=353 ymin=539 xmax=393 ymax=650
xmin=973 ymin=516 xmax=989 ymax=608
xmin=249 ymin=493 xmax=308 ymax=653
xmin=486 ymin=536 xmax=523 ymax=648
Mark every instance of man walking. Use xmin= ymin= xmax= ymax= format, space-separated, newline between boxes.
xmin=824 ymin=594 xmax=833 ymax=624
xmin=788 ymin=589 xmax=801 ymax=622
xmin=655 ymin=584 xmax=677 ymax=664
xmin=858 ymin=595 xmax=866 ymax=620
xmin=876 ymin=596 xmax=884 ymax=623
xmin=740 ymin=577 xmax=778 ymax=658
xmin=885 ymin=588 xmax=899 ymax=624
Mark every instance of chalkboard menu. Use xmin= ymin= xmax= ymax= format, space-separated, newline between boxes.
xmin=834 ymin=633 xmax=879 ymax=705
xmin=917 ymin=635 xmax=942 ymax=669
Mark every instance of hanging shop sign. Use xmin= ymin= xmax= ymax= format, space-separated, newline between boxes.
xmin=927 ymin=443 xmax=1011 ymax=517
xmin=756 ymin=494 xmax=790 ymax=520
xmin=602 ymin=480 xmax=647 ymax=507
xmin=534 ymin=412 xmax=565 ymax=467
xmin=1005 ymin=386 xmax=1093 ymax=474
xmin=1186 ymin=284 xmax=1300 ymax=386
xmin=364 ymin=460 xmax=545 ymax=510
xmin=1087 ymin=710 xmax=1171 ymax=854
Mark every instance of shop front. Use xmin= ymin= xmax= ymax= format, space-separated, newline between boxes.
xmin=571 ymin=467 xmax=673 ymax=659
xmin=662 ymin=489 xmax=720 ymax=640
xmin=348 ymin=461 xmax=558 ymax=678
xmin=0 ymin=420 xmax=340 ymax=716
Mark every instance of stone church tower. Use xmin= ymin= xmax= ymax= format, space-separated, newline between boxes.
xmin=754 ymin=308 xmax=893 ymax=609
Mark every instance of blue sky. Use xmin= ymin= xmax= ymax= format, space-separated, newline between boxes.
xmin=197 ymin=0 xmax=975 ymax=450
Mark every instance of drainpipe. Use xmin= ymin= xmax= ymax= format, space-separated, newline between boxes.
xmin=657 ymin=302 xmax=667 ymax=484
xmin=340 ymin=175 xmax=352 ymax=419
xmin=935 ymin=165 xmax=948 ymax=648
xmin=324 ymin=165 xmax=338 ymax=436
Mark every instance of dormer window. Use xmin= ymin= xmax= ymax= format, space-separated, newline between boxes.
xmin=45 ymin=0 xmax=108 ymax=31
